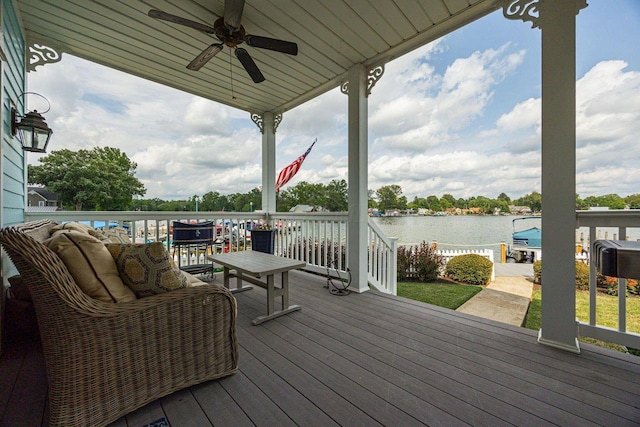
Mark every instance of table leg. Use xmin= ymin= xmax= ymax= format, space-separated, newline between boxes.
xmin=266 ymin=274 xmax=275 ymax=316
xmin=281 ymin=271 xmax=289 ymax=309
xmin=223 ymin=266 xmax=230 ymax=288
xmin=224 ymin=267 xmax=253 ymax=294
xmin=251 ymin=270 xmax=300 ymax=325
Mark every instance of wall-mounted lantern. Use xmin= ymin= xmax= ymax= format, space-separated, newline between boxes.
xmin=11 ymin=92 xmax=53 ymax=153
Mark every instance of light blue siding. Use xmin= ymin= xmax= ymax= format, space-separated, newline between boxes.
xmin=2 ymin=0 xmax=26 ymax=226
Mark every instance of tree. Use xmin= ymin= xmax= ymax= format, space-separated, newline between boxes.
xmin=513 ymin=192 xmax=542 ymax=213
xmin=441 ymin=193 xmax=457 ymax=208
xmin=324 ymin=179 xmax=348 ymax=211
xmin=625 ymin=194 xmax=640 ymax=209
xmin=597 ymin=194 xmax=626 ymax=210
xmin=376 ymin=185 xmax=404 ymax=211
xmin=426 ymin=195 xmax=441 ymax=212
xmin=368 ymin=189 xmax=378 ymax=209
xmin=28 ymin=147 xmax=145 ymax=211
xmin=497 ymin=192 xmax=511 ymax=204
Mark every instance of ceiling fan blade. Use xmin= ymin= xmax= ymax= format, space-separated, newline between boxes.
xmin=187 ymin=44 xmax=224 ymax=71
xmin=245 ymin=35 xmax=298 ymax=56
xmin=148 ymin=9 xmax=216 ymax=34
xmin=235 ymin=48 xmax=265 ymax=83
xmin=224 ymin=0 xmax=245 ymax=32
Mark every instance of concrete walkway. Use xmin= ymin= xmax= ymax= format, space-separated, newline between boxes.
xmin=456 ymin=263 xmax=534 ymax=327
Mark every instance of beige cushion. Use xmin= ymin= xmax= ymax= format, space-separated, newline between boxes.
xmin=51 ymin=221 xmax=95 ymax=235
xmin=44 ymin=231 xmax=137 ymax=303
xmin=107 ymin=242 xmax=188 ymax=298
xmin=95 ymin=227 xmax=132 ymax=244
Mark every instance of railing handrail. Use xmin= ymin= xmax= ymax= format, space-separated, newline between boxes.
xmin=576 ymin=209 xmax=640 ymax=227
xmin=268 ymin=211 xmax=348 ymax=221
xmin=367 ymin=215 xmax=397 ymax=249
xmin=26 ymin=211 xmax=263 ymax=222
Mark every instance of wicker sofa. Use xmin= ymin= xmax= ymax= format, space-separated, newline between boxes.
xmin=0 ymin=219 xmax=238 ymax=427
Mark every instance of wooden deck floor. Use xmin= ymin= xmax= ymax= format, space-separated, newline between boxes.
xmin=3 ymin=270 xmax=640 ymax=426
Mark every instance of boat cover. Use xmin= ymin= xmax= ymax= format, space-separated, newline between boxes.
xmin=512 ymin=227 xmax=541 ymax=248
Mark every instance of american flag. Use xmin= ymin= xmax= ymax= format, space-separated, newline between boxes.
xmin=276 ymin=139 xmax=316 ymax=192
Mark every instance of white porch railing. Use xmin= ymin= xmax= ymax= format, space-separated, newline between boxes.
xmin=269 ymin=212 xmax=398 ymax=294
xmin=24 ymin=210 xmax=398 ymax=294
xmin=367 ymin=218 xmax=398 ymax=295
xmin=576 ymin=210 xmax=640 ymax=350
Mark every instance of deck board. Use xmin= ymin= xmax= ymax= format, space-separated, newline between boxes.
xmin=3 ymin=270 xmax=640 ymax=426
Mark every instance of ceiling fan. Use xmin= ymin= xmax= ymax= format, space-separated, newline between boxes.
xmin=148 ymin=0 xmax=298 ymax=84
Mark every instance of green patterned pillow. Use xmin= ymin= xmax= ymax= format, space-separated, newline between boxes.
xmin=106 ymin=242 xmax=188 ymax=298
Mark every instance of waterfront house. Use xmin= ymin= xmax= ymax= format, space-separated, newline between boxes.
xmin=2 ymin=1 xmax=640 ymax=425
xmin=27 ymin=186 xmax=58 ymax=210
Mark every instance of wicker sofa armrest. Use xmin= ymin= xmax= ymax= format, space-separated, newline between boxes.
xmin=46 ymin=284 xmax=238 ymax=427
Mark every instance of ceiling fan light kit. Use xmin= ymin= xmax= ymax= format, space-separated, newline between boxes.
xmin=149 ymin=0 xmax=297 ymax=84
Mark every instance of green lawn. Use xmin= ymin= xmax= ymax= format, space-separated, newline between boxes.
xmin=397 ymin=281 xmax=482 ymax=310
xmin=525 ymin=289 xmax=640 ymax=353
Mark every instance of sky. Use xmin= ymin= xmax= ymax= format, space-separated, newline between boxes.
xmin=26 ymin=0 xmax=640 ymax=202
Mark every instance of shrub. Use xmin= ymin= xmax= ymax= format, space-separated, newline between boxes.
xmin=533 ymin=260 xmax=542 ymax=284
xmin=533 ymin=260 xmax=592 ymax=290
xmin=603 ymin=278 xmax=640 ymax=296
xmin=396 ymin=241 xmax=445 ymax=282
xmin=575 ymin=261 xmax=590 ymax=290
xmin=397 ymin=245 xmax=413 ymax=281
xmin=413 ymin=241 xmax=444 ymax=282
xmin=445 ymin=254 xmax=492 ymax=286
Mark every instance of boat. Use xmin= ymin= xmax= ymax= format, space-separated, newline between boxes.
xmin=507 ymin=217 xmax=541 ymax=263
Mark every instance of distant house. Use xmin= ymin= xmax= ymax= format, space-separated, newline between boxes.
xmin=289 ymin=204 xmax=322 ymax=213
xmin=27 ymin=187 xmax=59 ymax=211
xmin=509 ymin=205 xmax=533 ymax=215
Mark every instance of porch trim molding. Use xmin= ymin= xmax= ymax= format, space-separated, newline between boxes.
xmin=501 ymin=0 xmax=587 ymax=29
xmin=537 ymin=328 xmax=581 ymax=354
xmin=340 ymin=64 xmax=385 ymax=97
xmin=26 ymin=43 xmax=62 ymax=72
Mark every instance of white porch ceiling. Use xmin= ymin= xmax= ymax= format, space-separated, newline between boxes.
xmin=17 ymin=0 xmax=500 ymax=114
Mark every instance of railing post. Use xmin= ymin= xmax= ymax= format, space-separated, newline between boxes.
xmin=388 ymin=237 xmax=398 ymax=295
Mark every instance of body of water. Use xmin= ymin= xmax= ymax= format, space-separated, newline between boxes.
xmin=372 ymin=215 xmax=640 ymax=255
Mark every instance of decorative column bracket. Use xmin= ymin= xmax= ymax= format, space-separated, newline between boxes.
xmin=27 ymin=43 xmax=62 ymax=72
xmin=251 ymin=112 xmax=283 ymax=134
xmin=341 ymin=64 xmax=385 ymax=97
xmin=502 ymin=0 xmax=587 ymax=29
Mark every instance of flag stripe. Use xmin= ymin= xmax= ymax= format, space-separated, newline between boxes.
xmin=276 ymin=139 xmax=316 ymax=192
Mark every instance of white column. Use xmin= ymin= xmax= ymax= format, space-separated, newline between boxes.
xmin=538 ymin=0 xmax=580 ymax=353
xmin=261 ymin=112 xmax=276 ymax=214
xmin=347 ymin=64 xmax=369 ymax=293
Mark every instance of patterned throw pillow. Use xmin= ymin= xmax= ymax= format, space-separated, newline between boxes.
xmin=44 ymin=231 xmax=137 ymax=303
xmin=107 ymin=242 xmax=188 ymax=298
xmin=95 ymin=226 xmax=132 ymax=244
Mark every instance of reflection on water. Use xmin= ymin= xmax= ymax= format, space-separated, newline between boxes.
xmin=372 ymin=215 xmax=640 ymax=253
